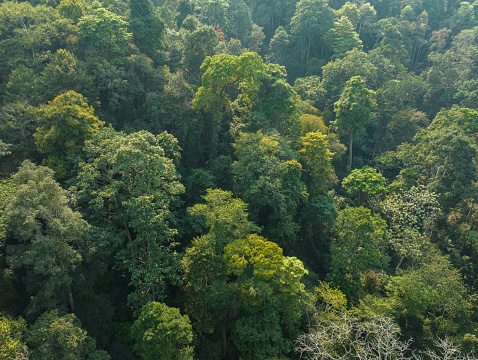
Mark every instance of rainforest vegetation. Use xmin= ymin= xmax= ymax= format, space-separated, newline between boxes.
xmin=2 ymin=0 xmax=478 ymax=359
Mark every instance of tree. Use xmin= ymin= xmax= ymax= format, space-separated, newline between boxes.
xmin=324 ymin=16 xmax=363 ymax=59
xmin=321 ymin=49 xmax=395 ymax=109
xmin=380 ymin=186 xmax=440 ymax=271
xmin=299 ymin=131 xmax=334 ymax=194
xmin=328 ymin=206 xmax=389 ymax=302
xmin=58 ymin=0 xmax=85 ymax=23
xmin=181 ymin=23 xmax=220 ymax=83
xmin=232 ymin=131 xmax=308 ymax=250
xmin=0 ymin=315 xmax=26 ymax=360
xmin=37 ymin=49 xmax=94 ymax=105
xmin=379 ymin=127 xmax=478 ymax=211
xmin=342 ymin=166 xmax=387 ymax=206
xmin=193 ymin=52 xmax=265 ymax=122
xmin=25 ymin=310 xmax=110 ymax=360
xmin=0 ymin=1 xmax=75 ymax=83
xmin=77 ymin=7 xmax=132 ymax=64
xmin=74 ymin=127 xmax=184 ymax=310
xmin=223 ymin=234 xmax=308 ymax=359
xmin=131 ymin=302 xmax=194 ymax=360
xmin=247 ymin=63 xmax=298 ymax=136
xmin=385 ymin=248 xmax=471 ymax=344
xmin=183 ymin=189 xmax=259 ymax=333
xmin=332 ymin=76 xmax=376 ymax=172
xmin=295 ymin=314 xmax=413 ymax=360
xmin=33 ymin=91 xmax=104 ymax=179
xmin=223 ymin=234 xmax=308 ymax=306
xmin=129 ymin=0 xmax=165 ymax=62
xmin=290 ymin=0 xmax=335 ymax=66
xmin=266 ymin=26 xmax=292 ymax=68
xmin=184 ymin=190 xmax=309 ymax=359
xmin=5 ymin=161 xmax=89 ymax=315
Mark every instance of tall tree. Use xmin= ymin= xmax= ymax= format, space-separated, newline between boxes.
xmin=5 ymin=161 xmax=89 ymax=315
xmin=324 ymin=16 xmax=363 ymax=59
xmin=129 ymin=0 xmax=165 ymax=62
xmin=328 ymin=206 xmax=389 ymax=302
xmin=290 ymin=0 xmax=335 ymax=66
xmin=332 ymin=76 xmax=376 ymax=172
xmin=232 ymin=131 xmax=308 ymax=250
xmin=25 ymin=310 xmax=110 ymax=360
xmin=74 ymin=127 xmax=184 ymax=310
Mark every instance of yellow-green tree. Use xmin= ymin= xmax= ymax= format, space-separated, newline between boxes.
xmin=131 ymin=302 xmax=194 ymax=360
xmin=299 ymin=131 xmax=334 ymax=194
xmin=33 ymin=91 xmax=103 ymax=179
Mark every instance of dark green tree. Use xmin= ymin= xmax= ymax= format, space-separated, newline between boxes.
xmin=129 ymin=0 xmax=165 ymax=62
xmin=74 ymin=127 xmax=184 ymax=310
xmin=232 ymin=131 xmax=308 ymax=250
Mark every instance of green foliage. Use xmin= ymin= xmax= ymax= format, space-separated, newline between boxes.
xmin=26 ymin=310 xmax=110 ymax=360
xmin=381 ymin=186 xmax=440 ymax=269
xmin=0 ymin=1 xmax=75 ymax=82
xmin=188 ymin=189 xmax=260 ymax=246
xmin=332 ymin=76 xmax=376 ymax=171
xmin=232 ymin=131 xmax=308 ymax=250
xmin=324 ymin=16 xmax=363 ymax=59
xmin=342 ymin=166 xmax=387 ymax=205
xmin=131 ymin=302 xmax=194 ymax=360
xmin=321 ymin=49 xmax=395 ymax=108
xmin=183 ymin=189 xmax=258 ymax=336
xmin=193 ymin=52 xmax=265 ymax=121
xmin=386 ymin=249 xmax=471 ymax=343
xmin=299 ymin=131 xmax=334 ymax=194
xmin=379 ymin=127 xmax=478 ymax=211
xmin=75 ymin=127 xmax=184 ymax=310
xmin=33 ymin=90 xmax=103 ymax=179
xmin=223 ymin=234 xmax=308 ymax=305
xmin=58 ymin=0 xmax=85 ymax=23
xmin=37 ymin=49 xmax=94 ymax=105
xmin=0 ymin=315 xmax=26 ymax=360
xmin=78 ymin=7 xmax=132 ymax=64
xmin=329 ymin=206 xmax=389 ymax=302
xmin=290 ymin=0 xmax=335 ymax=65
xmin=6 ymin=161 xmax=88 ymax=315
xmin=231 ymin=306 xmax=290 ymax=360
xmin=314 ymin=281 xmax=347 ymax=316
xmin=129 ymin=0 xmax=165 ymax=61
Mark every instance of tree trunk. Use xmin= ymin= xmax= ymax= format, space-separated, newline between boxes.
xmin=348 ymin=132 xmax=354 ymax=172
xmin=307 ymin=34 xmax=311 ymax=65
xmin=123 ymin=222 xmax=133 ymax=254
xmin=68 ymin=289 xmax=75 ymax=312
xmin=222 ymin=326 xmax=227 ymax=358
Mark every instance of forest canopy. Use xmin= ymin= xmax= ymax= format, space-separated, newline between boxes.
xmin=2 ymin=0 xmax=478 ymax=359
